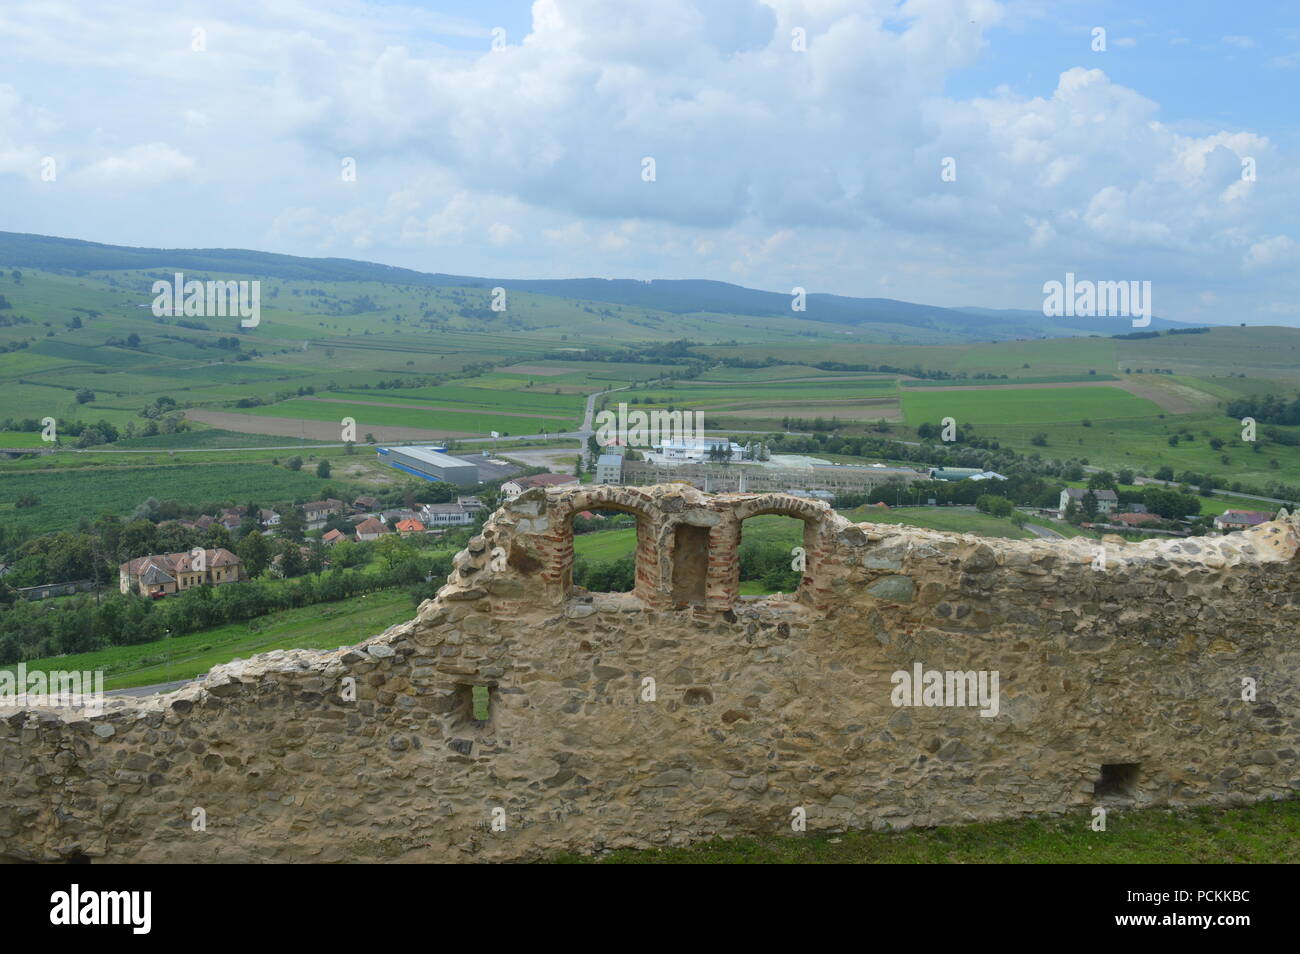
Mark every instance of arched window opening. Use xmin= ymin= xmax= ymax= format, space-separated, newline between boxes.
xmin=737 ymin=512 xmax=817 ymax=599
xmin=569 ymin=507 xmax=642 ymax=594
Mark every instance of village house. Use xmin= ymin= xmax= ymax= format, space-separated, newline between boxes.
xmin=1214 ymin=509 xmax=1274 ymax=531
xmin=260 ymin=509 xmax=281 ymax=528
xmin=500 ymin=473 xmax=580 ymax=500
xmin=1059 ymin=486 xmax=1118 ymax=516
xmin=394 ymin=518 xmax=425 ymax=535
xmin=321 ymin=529 xmax=346 ymax=546
xmin=355 ymin=517 xmax=389 ymax=542
xmin=303 ymin=498 xmax=344 ymax=529
xmin=118 ymin=548 xmax=244 ymax=597
xmin=353 ymin=495 xmax=380 ymax=512
xmin=420 ymin=502 xmax=478 ymax=527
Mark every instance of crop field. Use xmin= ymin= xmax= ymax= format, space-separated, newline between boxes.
xmin=0 ymin=461 xmax=336 ymax=533
xmin=902 ymin=386 xmax=1160 ymax=429
xmin=613 ymin=378 xmax=902 ymax=427
xmin=239 ymin=397 xmax=575 ymax=436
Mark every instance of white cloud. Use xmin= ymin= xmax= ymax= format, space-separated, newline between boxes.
xmin=1244 ymin=235 xmax=1298 ymax=270
xmin=0 ymin=0 xmax=1292 ymax=321
xmin=78 ymin=143 xmax=196 ymax=185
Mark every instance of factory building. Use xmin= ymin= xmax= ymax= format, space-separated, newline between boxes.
xmin=377 ymin=446 xmax=479 ymax=485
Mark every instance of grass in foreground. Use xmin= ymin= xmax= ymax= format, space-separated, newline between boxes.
xmin=556 ymin=798 xmax=1300 ymax=863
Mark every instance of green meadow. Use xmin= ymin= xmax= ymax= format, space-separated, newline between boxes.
xmin=4 ymin=589 xmax=415 ymax=690
xmin=902 ymin=386 xmax=1160 ymax=428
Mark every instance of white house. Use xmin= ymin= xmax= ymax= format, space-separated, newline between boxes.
xmin=595 ymin=454 xmax=623 ymax=484
xmin=1059 ymin=487 xmax=1118 ymax=515
xmin=420 ymin=503 xmax=477 ymax=527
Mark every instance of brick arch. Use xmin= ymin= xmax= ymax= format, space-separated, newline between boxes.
xmin=730 ymin=494 xmax=831 ymax=607
xmin=732 ymin=493 xmax=831 ymax=524
xmin=551 ymin=486 xmax=664 ymax=605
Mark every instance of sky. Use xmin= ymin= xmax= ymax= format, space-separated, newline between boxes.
xmin=1 ymin=0 xmax=1297 ymax=323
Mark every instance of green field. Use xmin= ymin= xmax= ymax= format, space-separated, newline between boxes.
xmin=902 ymin=386 xmax=1160 ymax=428
xmin=241 ymin=397 xmax=574 ymax=436
xmin=0 ymin=431 xmax=48 ymax=448
xmin=0 ymin=461 xmax=338 ymax=532
xmin=3 ymin=589 xmax=414 ymax=690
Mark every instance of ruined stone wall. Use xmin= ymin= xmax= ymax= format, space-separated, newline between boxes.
xmin=2 ymin=484 xmax=1298 ymax=863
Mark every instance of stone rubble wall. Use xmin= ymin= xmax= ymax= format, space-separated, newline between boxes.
xmin=2 ymin=484 xmax=1297 ymax=862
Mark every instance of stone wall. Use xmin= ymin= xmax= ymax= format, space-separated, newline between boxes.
xmin=2 ymin=484 xmax=1297 ymax=863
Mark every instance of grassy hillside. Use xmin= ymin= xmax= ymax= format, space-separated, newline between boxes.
xmin=3 ymin=589 xmax=415 ymax=690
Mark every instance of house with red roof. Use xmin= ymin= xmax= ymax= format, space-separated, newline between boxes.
xmin=118 ymin=548 xmax=244 ymax=597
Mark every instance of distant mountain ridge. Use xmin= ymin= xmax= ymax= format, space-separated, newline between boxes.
xmin=0 ymin=230 xmax=1191 ymax=342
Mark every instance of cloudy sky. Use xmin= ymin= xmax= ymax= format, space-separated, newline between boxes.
xmin=1 ymin=0 xmax=1298 ymax=323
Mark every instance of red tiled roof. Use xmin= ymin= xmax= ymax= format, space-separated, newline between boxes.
xmin=120 ymin=548 xmax=240 ymax=575
xmin=1217 ymin=510 xmax=1273 ymax=526
xmin=355 ymin=517 xmax=389 ymax=534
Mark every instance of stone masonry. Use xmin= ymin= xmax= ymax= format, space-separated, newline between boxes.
xmin=2 ymin=483 xmax=1297 ymax=862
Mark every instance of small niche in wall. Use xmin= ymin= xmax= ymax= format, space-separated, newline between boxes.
xmin=452 ymin=683 xmax=494 ymax=728
xmin=1094 ymin=762 xmax=1141 ymax=799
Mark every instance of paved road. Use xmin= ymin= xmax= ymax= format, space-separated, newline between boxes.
xmin=1021 ymin=520 xmax=1065 ymax=540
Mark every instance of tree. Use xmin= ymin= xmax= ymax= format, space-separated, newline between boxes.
xmin=121 ymin=519 xmax=158 ymax=559
xmin=278 ymin=543 xmax=305 ymax=578
xmin=375 ymin=535 xmax=415 ymax=572
xmin=1081 ymin=490 xmax=1099 ymax=519
xmin=279 ymin=507 xmax=306 ymax=543
xmin=1087 ymin=471 xmax=1117 ymax=492
xmin=236 ymin=531 xmax=271 ymax=578
xmin=287 ymin=456 xmax=303 ymax=471
xmin=316 ymin=459 xmax=331 ymax=478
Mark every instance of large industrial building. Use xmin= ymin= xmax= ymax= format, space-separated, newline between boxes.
xmin=377 ymin=446 xmax=479 ymax=485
